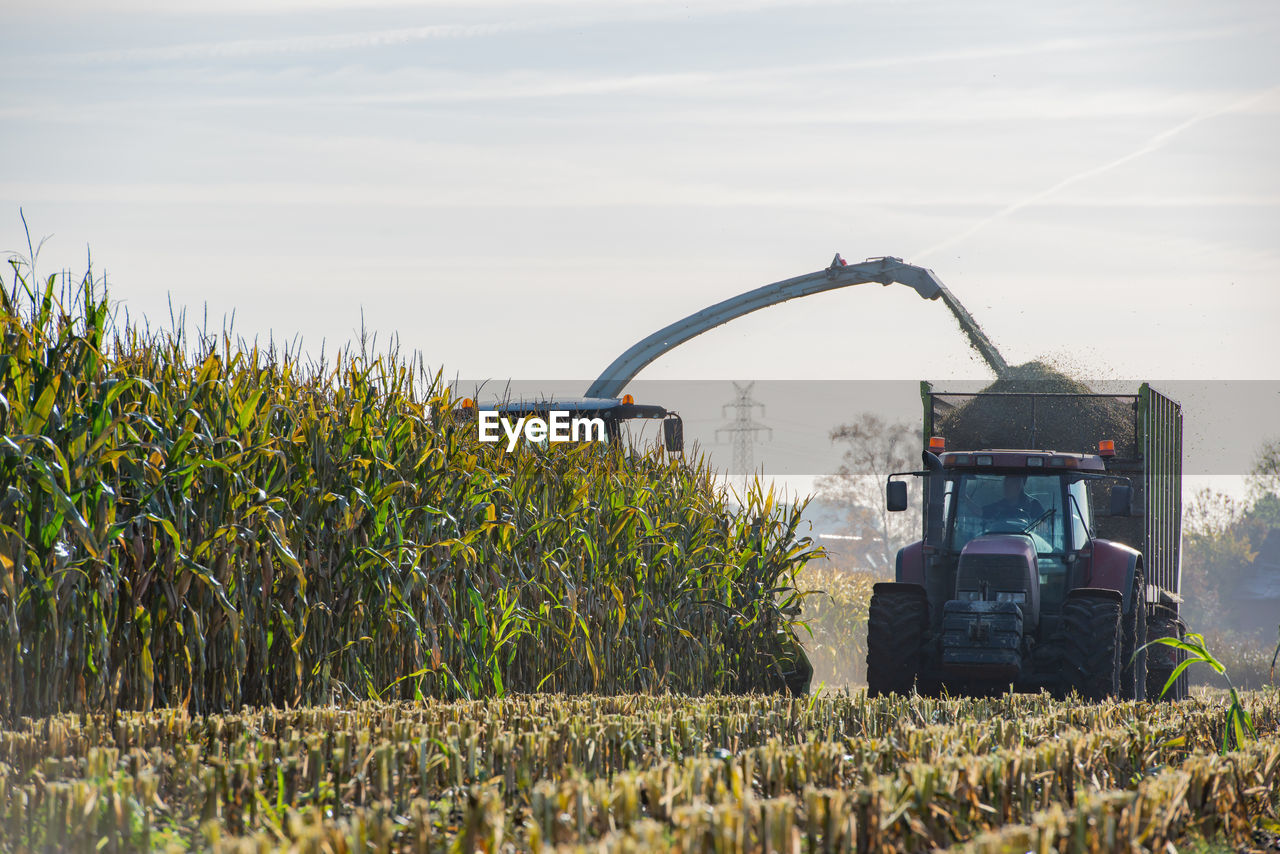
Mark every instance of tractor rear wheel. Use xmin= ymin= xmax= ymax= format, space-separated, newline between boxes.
xmin=1146 ymin=613 xmax=1189 ymax=701
xmin=866 ymin=586 xmax=929 ymax=697
xmin=1119 ymin=572 xmax=1147 ymax=701
xmin=1060 ymin=592 xmax=1122 ymax=701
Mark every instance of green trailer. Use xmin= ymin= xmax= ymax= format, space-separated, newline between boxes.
xmin=921 ymin=382 xmax=1183 ymax=603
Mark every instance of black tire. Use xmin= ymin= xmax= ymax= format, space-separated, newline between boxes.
xmin=916 ymin=674 xmax=945 ymax=699
xmin=781 ymin=636 xmax=813 ymax=698
xmin=1060 ymin=593 xmax=1122 ymax=701
xmin=1146 ymin=614 xmax=1188 ymax=701
xmin=866 ymin=587 xmax=928 ymax=697
xmin=1119 ymin=572 xmax=1147 ymax=701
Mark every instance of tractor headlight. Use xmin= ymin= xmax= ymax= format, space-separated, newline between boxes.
xmin=959 ymin=590 xmax=983 ymax=601
xmin=995 ymin=591 xmax=1026 ymax=603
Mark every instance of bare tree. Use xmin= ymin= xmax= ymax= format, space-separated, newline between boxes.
xmin=815 ymin=413 xmax=921 ymax=573
xmin=1248 ymin=437 xmax=1280 ymax=501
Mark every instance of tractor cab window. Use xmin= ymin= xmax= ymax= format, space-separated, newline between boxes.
xmin=947 ymin=473 xmax=1067 ymax=554
xmin=1067 ymin=479 xmax=1092 ymax=548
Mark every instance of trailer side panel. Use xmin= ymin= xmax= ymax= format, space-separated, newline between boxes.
xmin=1140 ymin=384 xmax=1183 ymax=603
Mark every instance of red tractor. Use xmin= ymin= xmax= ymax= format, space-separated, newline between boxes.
xmin=867 ymin=385 xmax=1186 ymax=701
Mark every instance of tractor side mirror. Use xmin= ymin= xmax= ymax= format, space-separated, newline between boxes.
xmin=663 ymin=416 xmax=684 ymax=454
xmin=1109 ymin=484 xmax=1134 ymax=517
xmin=886 ymin=480 xmax=908 ymax=512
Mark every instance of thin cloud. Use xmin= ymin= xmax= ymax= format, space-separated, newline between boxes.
xmin=911 ymin=85 xmax=1280 ymax=260
xmin=25 ymin=24 xmax=1252 ymax=119
xmin=7 ymin=76 xmax=1276 ymax=129
xmin=75 ymin=21 xmax=537 ymax=63
xmin=8 ymin=178 xmax=1278 ymax=212
xmin=14 ymin=0 xmax=848 ymax=14
xmin=48 ymin=13 xmax=1242 ymax=70
xmin=30 ymin=0 xmax=851 ymax=65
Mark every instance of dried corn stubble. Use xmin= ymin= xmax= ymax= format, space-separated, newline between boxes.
xmin=1 ymin=691 xmax=1276 ymax=853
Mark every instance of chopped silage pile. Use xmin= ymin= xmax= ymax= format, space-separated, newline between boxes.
xmin=936 ymin=361 xmax=1137 ymax=456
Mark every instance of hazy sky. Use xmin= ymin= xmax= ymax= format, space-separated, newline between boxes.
xmin=3 ymin=0 xmax=1278 ymax=394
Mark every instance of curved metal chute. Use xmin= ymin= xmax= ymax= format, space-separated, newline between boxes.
xmin=586 ymin=255 xmax=1007 ymax=399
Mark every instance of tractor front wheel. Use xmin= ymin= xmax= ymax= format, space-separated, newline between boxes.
xmin=866 ymin=585 xmax=929 ymax=697
xmin=1060 ymin=592 xmax=1122 ymax=701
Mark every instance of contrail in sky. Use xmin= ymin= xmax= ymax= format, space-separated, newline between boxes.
xmin=911 ymin=85 xmax=1280 ymax=261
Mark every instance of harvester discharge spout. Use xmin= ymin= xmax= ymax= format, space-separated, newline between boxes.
xmin=934 ymin=286 xmax=1008 ymax=376
xmin=586 ymin=254 xmax=1006 ymax=399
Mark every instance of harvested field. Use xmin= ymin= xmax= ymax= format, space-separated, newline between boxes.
xmin=1 ymin=692 xmax=1277 ymax=852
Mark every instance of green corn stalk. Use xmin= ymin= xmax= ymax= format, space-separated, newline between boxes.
xmin=1140 ymin=632 xmax=1258 ymax=753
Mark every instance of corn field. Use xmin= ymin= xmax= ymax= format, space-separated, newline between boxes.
xmin=1 ymin=691 xmax=1278 ymax=852
xmin=793 ymin=567 xmax=874 ymax=688
xmin=0 ymin=265 xmax=818 ymax=718
xmin=6 ymin=262 xmax=1279 ymax=853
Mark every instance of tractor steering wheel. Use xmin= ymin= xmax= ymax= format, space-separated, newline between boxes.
xmin=979 ymin=514 xmax=1034 ymax=537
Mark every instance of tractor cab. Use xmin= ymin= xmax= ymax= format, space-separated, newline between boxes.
xmin=932 ymin=451 xmax=1117 ymax=614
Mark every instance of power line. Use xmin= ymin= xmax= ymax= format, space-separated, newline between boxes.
xmin=716 ymin=381 xmax=772 ymax=493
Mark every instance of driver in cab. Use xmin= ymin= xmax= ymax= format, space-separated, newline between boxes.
xmin=982 ymin=475 xmax=1045 ymax=525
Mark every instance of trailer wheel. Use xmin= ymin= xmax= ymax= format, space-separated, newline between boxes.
xmin=1060 ymin=593 xmax=1121 ymax=701
xmin=866 ymin=586 xmax=929 ymax=697
xmin=1119 ymin=572 xmax=1147 ymax=701
xmin=1146 ymin=613 xmax=1188 ymax=701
